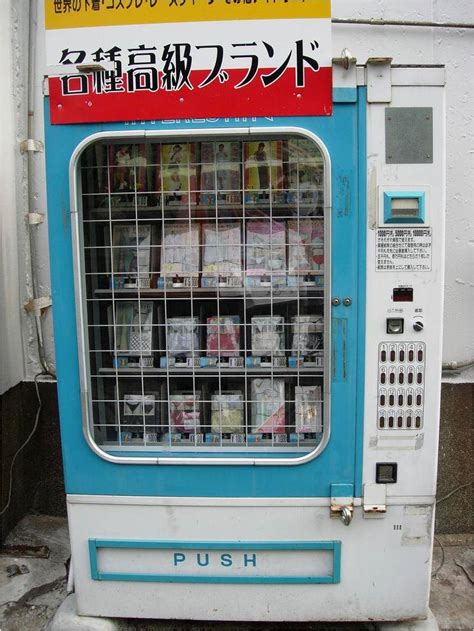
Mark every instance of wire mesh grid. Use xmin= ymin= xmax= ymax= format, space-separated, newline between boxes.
xmin=78 ymin=135 xmax=327 ymax=453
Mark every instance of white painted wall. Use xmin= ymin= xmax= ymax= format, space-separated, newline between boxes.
xmin=1 ymin=0 xmax=473 ymax=388
xmin=0 ymin=1 xmax=26 ymax=394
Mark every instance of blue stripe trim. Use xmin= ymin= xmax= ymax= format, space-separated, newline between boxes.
xmin=354 ymin=86 xmax=367 ymax=497
xmin=89 ymin=539 xmax=341 ymax=585
xmin=333 ymin=87 xmax=357 ymax=103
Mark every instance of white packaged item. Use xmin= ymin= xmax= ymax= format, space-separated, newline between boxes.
xmin=295 ymin=385 xmax=322 ymax=433
xmin=211 ymin=392 xmax=244 ymax=434
xmin=251 ymin=316 xmax=285 ymax=357
xmin=110 ymin=301 xmax=153 ymax=357
xmin=169 ymin=392 xmax=201 ymax=433
xmin=251 ymin=379 xmax=285 ymax=434
xmin=202 ymin=222 xmax=242 ymax=280
xmin=246 ymin=220 xmax=286 ymax=278
xmin=288 ymin=219 xmax=324 ymax=273
xmin=167 ymin=317 xmax=200 ymax=358
xmin=291 ymin=315 xmax=324 ymax=356
xmin=161 ymin=222 xmax=200 ymax=277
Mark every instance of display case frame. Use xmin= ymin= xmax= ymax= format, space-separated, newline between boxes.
xmin=71 ymin=127 xmax=332 ymax=466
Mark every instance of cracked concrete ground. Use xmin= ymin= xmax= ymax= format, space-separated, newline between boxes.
xmin=0 ymin=516 xmax=472 ymax=631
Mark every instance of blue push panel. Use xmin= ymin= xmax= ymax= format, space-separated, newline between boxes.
xmin=89 ymin=539 xmax=342 ymax=584
xmin=44 ymin=94 xmax=366 ymax=498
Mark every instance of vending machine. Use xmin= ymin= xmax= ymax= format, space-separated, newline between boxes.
xmin=44 ymin=1 xmax=445 ymax=623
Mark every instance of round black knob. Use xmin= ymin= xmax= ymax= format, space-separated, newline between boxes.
xmin=413 ymin=318 xmax=424 ymax=332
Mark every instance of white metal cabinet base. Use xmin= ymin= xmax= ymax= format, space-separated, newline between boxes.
xmin=68 ymin=495 xmax=435 ymax=622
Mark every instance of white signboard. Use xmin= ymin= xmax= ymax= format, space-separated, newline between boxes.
xmin=376 ymin=228 xmax=432 ymax=272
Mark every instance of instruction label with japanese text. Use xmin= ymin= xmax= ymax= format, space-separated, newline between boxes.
xmin=45 ymin=0 xmax=332 ymax=124
xmin=376 ymin=228 xmax=432 ymax=272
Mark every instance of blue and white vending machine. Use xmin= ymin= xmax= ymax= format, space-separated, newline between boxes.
xmin=44 ymin=0 xmax=445 ymax=623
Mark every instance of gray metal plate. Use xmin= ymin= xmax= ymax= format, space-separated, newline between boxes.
xmin=385 ymin=107 xmax=433 ymax=164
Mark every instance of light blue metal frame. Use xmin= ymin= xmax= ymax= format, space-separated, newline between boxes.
xmin=44 ymin=85 xmax=366 ymax=498
xmin=89 ymin=538 xmax=341 ymax=584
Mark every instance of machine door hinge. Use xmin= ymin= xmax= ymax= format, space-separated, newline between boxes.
xmin=20 ymin=139 xmax=44 ymax=154
xmin=363 ymin=483 xmax=387 ymax=518
xmin=24 ymin=296 xmax=52 ymax=317
xmin=330 ymin=483 xmax=354 ymax=526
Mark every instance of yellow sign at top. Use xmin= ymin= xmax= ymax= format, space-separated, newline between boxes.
xmin=45 ymin=0 xmax=331 ymax=30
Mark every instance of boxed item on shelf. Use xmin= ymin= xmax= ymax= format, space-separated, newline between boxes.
xmin=211 ymin=391 xmax=244 ymax=434
xmin=251 ymin=316 xmax=285 ymax=357
xmin=244 ymin=141 xmax=283 ymax=196
xmin=111 ymin=224 xmax=154 ymax=289
xmin=161 ymin=143 xmax=196 ymax=205
xmin=108 ymin=143 xmax=148 ymax=194
xmin=119 ymin=392 xmax=159 ymax=431
xmin=167 ymin=317 xmax=200 ymax=359
xmin=291 ymin=315 xmax=324 ymax=356
xmin=169 ymin=392 xmax=201 ymax=433
xmin=246 ymin=220 xmax=286 ymax=286
xmin=251 ymin=379 xmax=286 ymax=434
xmin=206 ymin=316 xmax=240 ymax=358
xmin=160 ymin=222 xmax=200 ymax=284
xmin=108 ymin=301 xmax=154 ymax=366
xmin=295 ymin=385 xmax=322 ymax=433
xmin=202 ymin=222 xmax=242 ymax=286
xmin=200 ymin=141 xmax=241 ymax=201
xmin=288 ymin=219 xmax=324 ymax=275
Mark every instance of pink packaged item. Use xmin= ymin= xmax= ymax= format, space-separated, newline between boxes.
xmin=206 ymin=316 xmax=240 ymax=357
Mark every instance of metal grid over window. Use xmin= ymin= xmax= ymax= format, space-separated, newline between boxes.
xmin=76 ymin=132 xmax=329 ymax=457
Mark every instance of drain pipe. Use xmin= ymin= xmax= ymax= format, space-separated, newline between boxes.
xmin=23 ymin=0 xmax=55 ymax=378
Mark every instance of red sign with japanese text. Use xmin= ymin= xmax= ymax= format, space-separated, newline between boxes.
xmin=45 ymin=0 xmax=332 ymax=124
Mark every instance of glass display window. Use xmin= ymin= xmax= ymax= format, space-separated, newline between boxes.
xmin=76 ymin=132 xmax=328 ymax=458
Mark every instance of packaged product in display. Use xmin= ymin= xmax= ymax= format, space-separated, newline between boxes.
xmin=251 ymin=316 xmax=285 ymax=357
xmin=111 ymin=224 xmax=153 ymax=288
xmin=246 ymin=220 xmax=286 ymax=285
xmin=244 ymin=141 xmax=283 ymax=199
xmin=288 ymin=219 xmax=324 ymax=276
xmin=206 ymin=316 xmax=240 ymax=357
xmin=202 ymin=222 xmax=242 ymax=287
xmin=167 ymin=317 xmax=200 ymax=359
xmin=211 ymin=392 xmax=244 ymax=434
xmin=291 ymin=315 xmax=324 ymax=356
xmin=120 ymin=393 xmax=159 ymax=431
xmin=200 ymin=141 xmax=241 ymax=203
xmin=295 ymin=385 xmax=322 ymax=433
xmin=108 ymin=143 xmax=148 ymax=194
xmin=108 ymin=301 xmax=154 ymax=367
xmin=169 ymin=392 xmax=201 ymax=433
xmin=161 ymin=143 xmax=196 ymax=205
xmin=160 ymin=222 xmax=200 ymax=286
xmin=251 ymin=379 xmax=286 ymax=434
